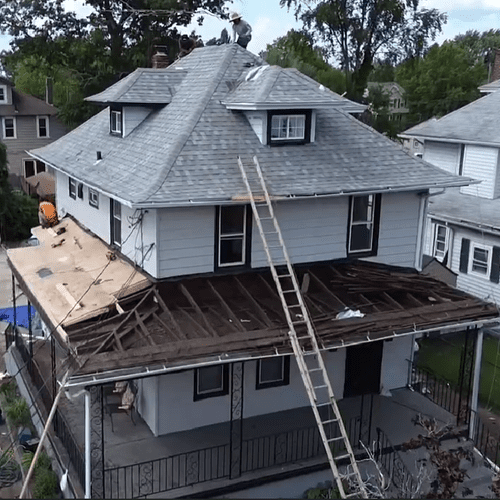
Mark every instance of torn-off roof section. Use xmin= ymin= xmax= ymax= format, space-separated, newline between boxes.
xmin=86 ymin=68 xmax=187 ymax=104
xmin=222 ymin=65 xmax=365 ymax=112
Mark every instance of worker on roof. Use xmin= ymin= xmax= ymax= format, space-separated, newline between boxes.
xmin=39 ymin=198 xmax=58 ymax=228
xmin=229 ymin=12 xmax=252 ymax=49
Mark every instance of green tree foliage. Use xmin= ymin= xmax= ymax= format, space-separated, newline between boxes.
xmin=265 ymin=30 xmax=346 ymax=93
xmin=0 ymin=0 xmax=230 ymax=127
xmin=396 ymin=41 xmax=487 ymax=124
xmin=364 ymin=84 xmax=399 ymax=137
xmin=453 ymin=29 xmax=500 ymax=75
xmin=0 ymin=142 xmax=39 ymax=242
xmin=281 ymin=0 xmax=446 ymax=100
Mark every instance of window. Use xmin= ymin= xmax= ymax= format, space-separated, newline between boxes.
xmin=37 ymin=116 xmax=49 ymax=138
xmin=256 ymin=356 xmax=290 ymax=389
xmin=470 ymin=243 xmax=491 ymax=276
xmin=3 ymin=117 xmax=16 ymax=139
xmin=69 ymin=177 xmax=77 ymax=199
xmin=110 ymin=109 xmax=122 ymax=135
xmin=217 ymin=205 xmax=250 ymax=268
xmin=111 ymin=199 xmax=121 ymax=247
xmin=194 ymin=364 xmax=229 ymax=401
xmin=433 ymin=224 xmax=449 ymax=262
xmin=89 ymin=188 xmax=99 ymax=208
xmin=23 ymin=159 xmax=46 ymax=178
xmin=78 ymin=183 xmax=84 ymax=199
xmin=0 ymin=86 xmax=6 ymax=103
xmin=267 ymin=110 xmax=311 ymax=145
xmin=347 ymin=194 xmax=381 ymax=256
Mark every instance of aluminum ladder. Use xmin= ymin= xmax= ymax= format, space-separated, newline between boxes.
xmin=237 ymin=156 xmax=368 ymax=499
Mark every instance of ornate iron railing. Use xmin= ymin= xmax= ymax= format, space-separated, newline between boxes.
xmin=469 ymin=409 xmax=500 ymax=466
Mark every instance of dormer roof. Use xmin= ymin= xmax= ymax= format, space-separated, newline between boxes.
xmin=86 ymin=68 xmax=188 ymax=104
xmin=222 ymin=65 xmax=365 ymax=112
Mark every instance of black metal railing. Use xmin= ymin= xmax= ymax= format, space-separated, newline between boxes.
xmin=376 ymin=427 xmax=418 ymax=498
xmin=469 ymin=410 xmax=500 ymax=467
xmin=407 ymin=360 xmax=470 ymax=425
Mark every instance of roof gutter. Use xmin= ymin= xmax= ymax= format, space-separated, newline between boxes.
xmin=428 ymin=212 xmax=500 ymax=236
xmin=63 ymin=316 xmax=499 ymax=388
xmin=398 ymin=134 xmax=500 ymax=149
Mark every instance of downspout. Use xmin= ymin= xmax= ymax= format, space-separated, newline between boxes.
xmin=469 ymin=327 xmax=484 ymax=441
xmin=85 ymin=390 xmax=91 ymax=498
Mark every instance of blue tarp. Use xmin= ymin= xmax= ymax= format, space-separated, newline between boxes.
xmin=0 ymin=306 xmax=37 ymax=328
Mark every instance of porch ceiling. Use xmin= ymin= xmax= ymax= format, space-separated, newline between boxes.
xmin=67 ymin=260 xmax=499 ymax=376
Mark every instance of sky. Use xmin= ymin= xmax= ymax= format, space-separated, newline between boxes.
xmin=0 ymin=0 xmax=499 ymax=59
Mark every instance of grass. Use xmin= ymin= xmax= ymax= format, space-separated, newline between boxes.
xmin=417 ymin=332 xmax=500 ymax=411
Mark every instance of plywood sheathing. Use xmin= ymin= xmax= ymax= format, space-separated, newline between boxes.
xmin=67 ymin=261 xmax=499 ymax=375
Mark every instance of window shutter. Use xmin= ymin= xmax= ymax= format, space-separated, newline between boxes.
xmin=490 ymin=246 xmax=500 ymax=283
xmin=459 ymin=238 xmax=470 ymax=274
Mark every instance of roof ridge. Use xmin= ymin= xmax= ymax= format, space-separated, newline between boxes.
xmin=254 ymin=65 xmax=281 ymax=103
xmin=139 ymin=44 xmax=239 ymax=203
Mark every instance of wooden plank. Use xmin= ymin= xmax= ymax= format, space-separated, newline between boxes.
xmin=179 ymin=283 xmax=218 ymax=337
xmin=152 ymin=312 xmax=181 ymax=341
xmin=207 ymin=281 xmax=246 ymax=332
xmin=382 ymin=291 xmax=405 ymax=311
xmin=234 ymin=276 xmax=273 ymax=327
xmin=309 ymin=271 xmax=346 ymax=308
xmin=406 ymin=293 xmax=424 ymax=307
xmin=359 ymin=293 xmax=381 ymax=313
xmin=153 ymin=288 xmax=186 ymax=339
xmin=178 ymin=308 xmax=212 ymax=338
xmin=135 ymin=310 xmax=157 ymax=346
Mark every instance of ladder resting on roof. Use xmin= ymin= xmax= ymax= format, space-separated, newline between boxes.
xmin=237 ymin=155 xmax=368 ymax=499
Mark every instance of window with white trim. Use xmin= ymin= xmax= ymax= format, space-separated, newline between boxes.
xmin=194 ymin=365 xmax=229 ymax=401
xmin=110 ymin=109 xmax=122 ymax=135
xmin=256 ymin=356 xmax=290 ymax=389
xmin=111 ymin=199 xmax=121 ymax=247
xmin=89 ymin=188 xmax=99 ymax=208
xmin=347 ymin=194 xmax=381 ymax=255
xmin=3 ymin=117 xmax=16 ymax=139
xmin=37 ymin=116 xmax=49 ymax=138
xmin=469 ymin=243 xmax=491 ymax=276
xmin=433 ymin=224 xmax=449 ymax=261
xmin=217 ymin=205 xmax=248 ymax=267
xmin=271 ymin=114 xmax=305 ymax=140
xmin=0 ymin=86 xmax=6 ymax=103
xmin=69 ymin=177 xmax=77 ymax=199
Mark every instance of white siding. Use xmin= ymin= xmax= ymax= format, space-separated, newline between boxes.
xmin=380 ymin=336 xmax=413 ymax=393
xmin=423 ymin=141 xmax=461 ymax=174
xmin=137 ymin=377 xmax=159 ymax=436
xmin=123 ymin=106 xmax=152 ymax=137
xmin=368 ymin=192 xmax=420 ymax=267
xmin=157 ymin=206 xmax=215 ymax=278
xmin=460 ymin=145 xmax=499 ymax=199
xmin=251 ymin=197 xmax=348 ymax=268
xmin=495 ymin=152 xmax=500 ymax=199
xmin=244 ymin=111 xmax=266 ymax=144
xmin=450 ymin=226 xmax=500 ymax=304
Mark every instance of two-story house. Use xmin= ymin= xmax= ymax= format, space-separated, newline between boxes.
xmin=4 ymin=45 xmax=499 ymax=499
xmin=0 ymin=76 xmax=67 ymax=192
xmin=400 ymin=89 xmax=500 ymax=305
xmin=365 ymin=82 xmax=409 ymax=123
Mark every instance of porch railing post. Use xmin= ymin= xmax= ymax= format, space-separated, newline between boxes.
xmin=469 ymin=327 xmax=484 ymax=440
xmin=12 ymin=274 xmax=17 ymax=334
xmin=229 ymin=361 xmax=244 ymax=479
xmin=90 ymin=385 xmax=105 ymax=499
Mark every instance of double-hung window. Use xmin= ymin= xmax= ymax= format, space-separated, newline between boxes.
xmin=0 ymin=86 xmax=6 ymax=103
xmin=460 ymin=238 xmax=500 ymax=283
xmin=3 ymin=117 xmax=16 ymax=139
xmin=256 ymin=356 xmax=290 ymax=390
xmin=347 ymin=194 xmax=381 ymax=256
xmin=194 ymin=365 xmax=229 ymax=401
xmin=433 ymin=224 xmax=449 ymax=262
xmin=111 ymin=199 xmax=122 ymax=247
xmin=110 ymin=109 xmax=122 ymax=135
xmin=217 ymin=205 xmax=249 ymax=268
xmin=37 ymin=116 xmax=49 ymax=138
xmin=470 ymin=243 xmax=491 ymax=276
xmin=267 ymin=110 xmax=311 ymax=145
xmin=89 ymin=188 xmax=99 ymax=209
xmin=69 ymin=177 xmax=77 ymax=199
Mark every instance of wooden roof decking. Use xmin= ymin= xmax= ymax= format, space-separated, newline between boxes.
xmin=67 ymin=261 xmax=499 ymax=375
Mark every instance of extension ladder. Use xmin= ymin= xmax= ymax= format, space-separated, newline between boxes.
xmin=237 ymin=156 xmax=368 ymax=499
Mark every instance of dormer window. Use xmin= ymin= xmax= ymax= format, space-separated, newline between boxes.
xmin=110 ymin=108 xmax=122 ymax=135
xmin=267 ymin=110 xmax=312 ymax=145
xmin=0 ymin=86 xmax=6 ymax=103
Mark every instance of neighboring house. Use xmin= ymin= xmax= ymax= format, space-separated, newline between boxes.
xmin=4 ymin=45 xmax=499 ymax=499
xmin=365 ymin=81 xmax=409 ymax=122
xmin=479 ymin=48 xmax=500 ymax=94
xmin=400 ymin=89 xmax=500 ymax=305
xmin=0 ymin=76 xmax=67 ymax=191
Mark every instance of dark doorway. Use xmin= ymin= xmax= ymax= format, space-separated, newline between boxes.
xmin=344 ymin=341 xmax=383 ymax=397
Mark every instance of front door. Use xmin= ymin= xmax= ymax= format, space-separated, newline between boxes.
xmin=344 ymin=340 xmax=383 ymax=397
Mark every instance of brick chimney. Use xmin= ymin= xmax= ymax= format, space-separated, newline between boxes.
xmin=491 ymin=48 xmax=500 ymax=82
xmin=152 ymin=46 xmax=170 ymax=69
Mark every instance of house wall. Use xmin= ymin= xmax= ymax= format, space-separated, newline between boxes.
xmin=123 ymin=106 xmax=152 ymax=137
xmin=6 ymin=115 xmax=67 ymax=187
xmin=380 ymin=336 xmax=413 ymax=393
xmin=449 ymin=225 xmax=500 ymax=304
xmin=244 ymin=111 xmax=267 ymax=144
xmin=367 ymin=192 xmax=420 ymax=267
xmin=495 ymin=152 xmax=500 ymax=198
xmin=460 ymin=145 xmax=499 ymax=199
xmin=423 ymin=141 xmax=461 ymax=175
xmin=137 ymin=377 xmax=159 ymax=436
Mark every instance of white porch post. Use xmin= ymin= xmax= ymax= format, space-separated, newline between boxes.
xmin=469 ymin=327 xmax=484 ymax=441
xmin=85 ymin=390 xmax=91 ymax=499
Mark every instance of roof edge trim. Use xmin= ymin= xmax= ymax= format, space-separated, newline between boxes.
xmin=399 ymin=134 xmax=500 ymax=148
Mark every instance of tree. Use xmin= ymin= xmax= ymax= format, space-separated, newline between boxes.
xmin=396 ymin=41 xmax=486 ymax=124
xmin=280 ymin=0 xmax=446 ymax=100
xmin=265 ymin=30 xmax=346 ymax=94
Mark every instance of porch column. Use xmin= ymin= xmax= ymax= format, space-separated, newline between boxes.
xmin=11 ymin=274 xmax=17 ymax=337
xmin=85 ymin=390 xmax=91 ymax=499
xmin=89 ymin=385 xmax=105 ymax=498
xmin=469 ymin=328 xmax=484 ymax=441
xmin=28 ymin=301 xmax=33 ymax=372
xmin=229 ymin=361 xmax=244 ymax=479
xmin=457 ymin=327 xmax=476 ymax=426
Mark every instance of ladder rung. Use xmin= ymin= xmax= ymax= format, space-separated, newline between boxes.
xmin=282 ymin=289 xmax=296 ymax=294
xmin=278 ymin=274 xmax=292 ymax=278
xmin=317 ymin=402 xmax=331 ymax=407
xmin=345 ymin=492 xmax=363 ymax=499
xmin=295 ymin=335 xmax=312 ymax=340
xmin=335 ymin=453 xmax=352 ymax=461
xmin=308 ymin=368 xmax=322 ymax=372
xmin=313 ymin=384 xmax=328 ymax=389
xmin=327 ymin=436 xmax=345 ymax=443
xmin=321 ymin=418 xmax=338 ymax=425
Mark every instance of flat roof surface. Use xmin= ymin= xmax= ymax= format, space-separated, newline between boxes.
xmin=7 ymin=218 xmax=150 ymax=341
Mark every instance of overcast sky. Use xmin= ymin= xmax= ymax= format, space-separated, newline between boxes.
xmin=0 ymin=0 xmax=499 ymax=59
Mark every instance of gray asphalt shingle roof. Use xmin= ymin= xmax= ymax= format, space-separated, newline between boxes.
xmin=30 ymin=44 xmax=470 ymax=207
xmin=479 ymin=79 xmax=500 ymax=94
xmin=0 ymin=90 xmax=59 ymax=117
xmin=401 ymin=90 xmax=500 ymax=146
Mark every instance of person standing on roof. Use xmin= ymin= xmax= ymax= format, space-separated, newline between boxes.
xmin=39 ymin=198 xmax=58 ymax=228
xmin=230 ymin=12 xmax=252 ymax=49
